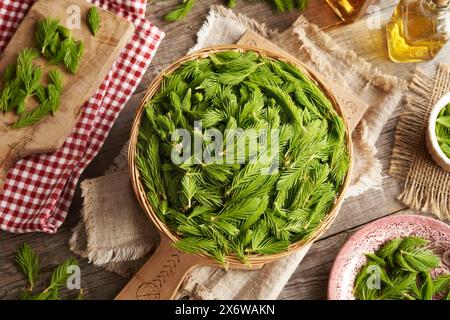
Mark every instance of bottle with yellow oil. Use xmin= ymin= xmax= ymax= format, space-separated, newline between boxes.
xmin=387 ymin=0 xmax=450 ymax=62
xmin=326 ymin=0 xmax=372 ymax=22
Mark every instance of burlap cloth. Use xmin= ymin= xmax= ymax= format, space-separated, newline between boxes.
xmin=70 ymin=6 xmax=404 ymax=299
xmin=390 ymin=64 xmax=450 ymax=221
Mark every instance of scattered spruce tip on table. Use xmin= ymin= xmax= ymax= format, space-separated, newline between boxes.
xmin=164 ymin=0 xmax=309 ymax=22
xmin=136 ymin=50 xmax=350 ymax=265
xmin=16 ymin=243 xmax=83 ymax=300
xmin=0 ymin=47 xmax=64 ymax=129
xmin=436 ymin=103 xmax=450 ymax=158
xmin=354 ymin=236 xmax=450 ymax=300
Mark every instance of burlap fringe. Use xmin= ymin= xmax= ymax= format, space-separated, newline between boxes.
xmin=390 ymin=70 xmax=434 ymax=180
xmin=398 ymin=175 xmax=450 ymax=221
xmin=346 ymin=122 xmax=383 ymax=198
xmin=293 ymin=17 xmax=402 ymax=92
xmin=390 ymin=65 xmax=450 ymax=221
xmin=212 ymin=5 xmax=277 ymax=39
xmin=190 ymin=5 xmax=278 ymax=53
xmin=74 ymin=179 xmax=155 ymax=265
xmin=69 ymin=222 xmax=88 ymax=257
xmin=69 ymin=225 xmax=151 ymax=277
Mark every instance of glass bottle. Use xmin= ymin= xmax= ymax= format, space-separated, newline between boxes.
xmin=326 ymin=0 xmax=371 ymax=22
xmin=386 ymin=0 xmax=450 ymax=62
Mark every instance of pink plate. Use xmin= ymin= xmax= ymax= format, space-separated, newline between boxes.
xmin=328 ymin=214 xmax=450 ymax=300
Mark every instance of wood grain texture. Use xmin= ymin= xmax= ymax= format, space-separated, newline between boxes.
xmin=0 ymin=0 xmax=449 ymax=300
xmin=0 ymin=0 xmax=134 ymax=187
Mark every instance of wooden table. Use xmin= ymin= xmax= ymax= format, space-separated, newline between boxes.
xmin=1 ymin=0 xmax=448 ymax=300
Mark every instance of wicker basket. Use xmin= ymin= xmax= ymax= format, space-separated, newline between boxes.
xmin=128 ymin=44 xmax=353 ymax=268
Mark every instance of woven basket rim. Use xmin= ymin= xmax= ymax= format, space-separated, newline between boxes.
xmin=128 ymin=44 xmax=353 ymax=267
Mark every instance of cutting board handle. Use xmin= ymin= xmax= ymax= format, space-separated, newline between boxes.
xmin=115 ymin=236 xmax=203 ymax=300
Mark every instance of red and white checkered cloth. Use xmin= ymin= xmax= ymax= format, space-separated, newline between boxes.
xmin=0 ymin=0 xmax=164 ymax=233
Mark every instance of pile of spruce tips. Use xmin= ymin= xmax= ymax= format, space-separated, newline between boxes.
xmin=137 ymin=50 xmax=350 ymax=264
xmin=354 ymin=236 xmax=450 ymax=300
xmin=0 ymin=7 xmax=100 ymax=129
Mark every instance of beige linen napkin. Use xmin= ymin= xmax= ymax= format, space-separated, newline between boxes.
xmin=70 ymin=170 xmax=159 ymax=277
xmin=390 ymin=64 xmax=450 ymax=221
xmin=70 ymin=5 xmax=404 ymax=299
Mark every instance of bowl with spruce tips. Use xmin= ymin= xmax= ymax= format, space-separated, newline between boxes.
xmin=328 ymin=214 xmax=450 ymax=300
xmin=426 ymin=92 xmax=450 ymax=172
xmin=117 ymin=45 xmax=353 ymax=300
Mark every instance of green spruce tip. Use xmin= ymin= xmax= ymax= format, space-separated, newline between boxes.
xmin=16 ymin=243 xmax=40 ymax=291
xmin=46 ymin=258 xmax=79 ymax=292
xmin=88 ymin=6 xmax=101 ymax=36
xmin=35 ymin=17 xmax=84 ymax=74
xmin=16 ymin=243 xmax=82 ymax=300
xmin=26 ymin=257 xmax=79 ymax=300
xmin=136 ymin=50 xmax=350 ymax=265
xmin=13 ymin=69 xmax=64 ymax=129
xmin=63 ymin=39 xmax=84 ymax=74
xmin=227 ymin=0 xmax=237 ymax=8
xmin=433 ymin=274 xmax=450 ymax=297
xmin=0 ymin=48 xmax=39 ymax=115
xmin=164 ymin=0 xmax=196 ymax=22
xmin=36 ymin=18 xmax=60 ymax=56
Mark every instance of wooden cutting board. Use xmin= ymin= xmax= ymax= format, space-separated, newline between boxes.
xmin=0 ymin=0 xmax=134 ymax=187
xmin=237 ymin=31 xmax=369 ymax=131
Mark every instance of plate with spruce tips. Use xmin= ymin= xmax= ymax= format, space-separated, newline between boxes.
xmin=328 ymin=214 xmax=450 ymax=300
xmin=116 ymin=44 xmax=353 ymax=300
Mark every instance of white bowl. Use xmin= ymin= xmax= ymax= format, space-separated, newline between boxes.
xmin=426 ymin=92 xmax=450 ymax=172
